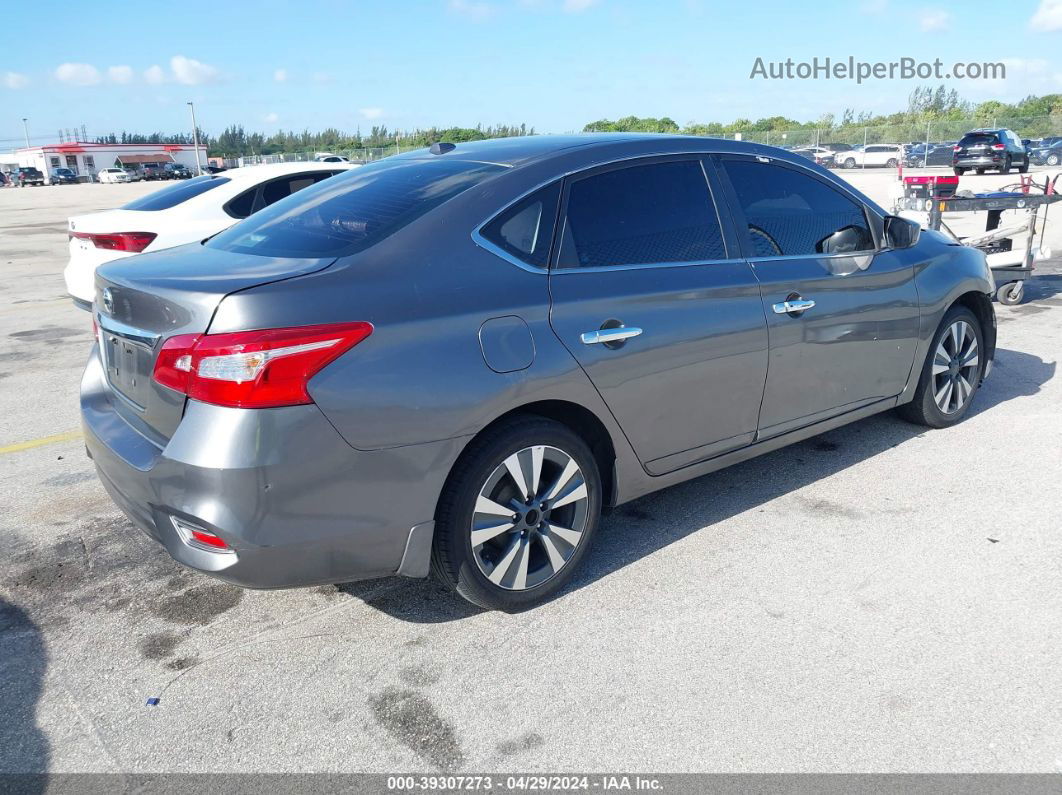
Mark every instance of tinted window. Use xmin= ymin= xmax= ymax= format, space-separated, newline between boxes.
xmin=480 ymin=183 xmax=560 ymax=268
xmin=557 ymin=160 xmax=726 ymax=268
xmin=723 ymin=159 xmax=873 ymax=257
xmin=123 ymin=175 xmax=231 ymax=211
xmin=209 ymin=159 xmax=505 ymax=258
xmin=960 ymin=133 xmax=998 ymax=146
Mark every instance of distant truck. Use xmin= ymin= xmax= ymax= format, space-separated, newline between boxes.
xmin=17 ymin=166 xmax=45 ymax=186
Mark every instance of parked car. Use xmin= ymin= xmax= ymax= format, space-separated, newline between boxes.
xmin=203 ymin=165 xmax=227 ymax=174
xmin=164 ymin=163 xmax=193 ymax=179
xmin=905 ymin=145 xmax=955 ymax=168
xmin=792 ymin=147 xmax=835 ymax=167
xmin=65 ymin=161 xmax=357 ymax=309
xmin=953 ymin=129 xmax=1029 ymax=175
xmin=315 ymin=153 xmax=350 ymax=162
xmin=836 ymin=144 xmax=904 ymax=169
xmin=81 ymin=135 xmax=996 ymax=610
xmin=50 ymin=167 xmax=79 ymax=185
xmin=98 ymin=168 xmax=133 ymax=184
xmin=17 ymin=166 xmax=45 ymax=186
xmin=137 ymin=164 xmax=170 ymax=181
xmin=1029 ymin=139 xmax=1062 ymax=166
xmin=821 ymin=143 xmax=853 ymax=154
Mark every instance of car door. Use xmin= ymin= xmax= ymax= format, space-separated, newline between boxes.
xmin=715 ymin=154 xmax=921 ymax=439
xmin=547 ymin=155 xmax=769 ymax=474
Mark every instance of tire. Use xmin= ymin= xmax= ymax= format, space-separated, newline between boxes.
xmin=975 ymin=168 xmax=986 ymax=175
xmin=1018 ymin=157 xmax=1029 ymax=173
xmin=1047 ymin=154 xmax=1059 ymax=167
xmin=844 ymin=158 xmax=856 ymax=169
xmin=996 ymin=281 xmax=1024 ymax=306
xmin=999 ymin=156 xmax=1011 ymax=174
xmin=431 ymin=415 xmax=603 ymax=611
xmin=898 ymin=305 xmax=984 ymax=429
xmin=954 ymin=167 xmax=966 ymax=176
xmin=886 ymin=158 xmax=898 ymax=169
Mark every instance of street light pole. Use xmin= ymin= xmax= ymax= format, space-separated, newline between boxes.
xmin=187 ymin=102 xmax=202 ymax=175
xmin=21 ymin=118 xmax=29 ymax=148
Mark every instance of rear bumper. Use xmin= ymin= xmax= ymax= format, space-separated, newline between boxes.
xmin=81 ymin=347 xmax=462 ymax=588
xmin=954 ymin=156 xmax=1003 ymax=168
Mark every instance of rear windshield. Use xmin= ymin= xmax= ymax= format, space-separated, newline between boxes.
xmin=207 ymin=158 xmax=506 ymax=258
xmin=960 ymin=134 xmax=998 ymax=145
xmin=122 ymin=175 xmax=231 ymax=211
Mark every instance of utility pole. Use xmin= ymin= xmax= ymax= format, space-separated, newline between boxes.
xmin=21 ymin=118 xmax=29 ymax=148
xmin=187 ymin=101 xmax=203 ymax=175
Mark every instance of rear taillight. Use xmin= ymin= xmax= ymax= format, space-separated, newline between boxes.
xmin=70 ymin=231 xmax=157 ymax=252
xmin=991 ymin=143 xmax=1005 ymax=150
xmin=153 ymin=322 xmax=373 ymax=408
xmin=953 ymin=145 xmax=961 ymax=151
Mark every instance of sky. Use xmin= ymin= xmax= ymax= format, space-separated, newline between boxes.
xmin=1 ymin=0 xmax=1060 ymax=146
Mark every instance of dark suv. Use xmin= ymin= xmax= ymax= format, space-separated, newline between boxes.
xmin=953 ymin=129 xmax=1029 ymax=175
xmin=164 ymin=163 xmax=192 ymax=179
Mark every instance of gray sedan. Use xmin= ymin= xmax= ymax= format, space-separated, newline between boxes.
xmin=83 ymin=135 xmax=996 ymax=610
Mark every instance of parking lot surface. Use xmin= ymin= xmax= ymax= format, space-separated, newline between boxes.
xmin=1 ymin=174 xmax=1061 ymax=774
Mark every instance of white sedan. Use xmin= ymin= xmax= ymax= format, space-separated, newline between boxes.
xmin=64 ymin=161 xmax=356 ymax=308
xmin=97 ymin=168 xmax=132 ymax=184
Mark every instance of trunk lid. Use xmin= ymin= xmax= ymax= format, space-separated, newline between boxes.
xmin=94 ymin=243 xmax=336 ymax=445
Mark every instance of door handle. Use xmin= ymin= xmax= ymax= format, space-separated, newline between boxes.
xmin=580 ymin=327 xmax=642 ymax=345
xmin=772 ymin=298 xmax=816 ymax=315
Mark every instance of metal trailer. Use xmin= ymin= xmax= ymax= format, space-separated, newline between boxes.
xmin=900 ymin=189 xmax=1061 ymax=305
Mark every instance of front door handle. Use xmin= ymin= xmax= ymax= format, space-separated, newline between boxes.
xmin=772 ymin=298 xmax=816 ymax=315
xmin=581 ymin=326 xmax=643 ymax=345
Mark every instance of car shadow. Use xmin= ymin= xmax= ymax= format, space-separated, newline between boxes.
xmin=344 ymin=346 xmax=1053 ymax=621
xmin=0 ymin=599 xmax=49 ymax=792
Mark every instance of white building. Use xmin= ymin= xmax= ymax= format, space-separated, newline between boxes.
xmin=0 ymin=142 xmax=207 ymax=183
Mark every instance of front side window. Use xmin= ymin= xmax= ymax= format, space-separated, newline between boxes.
xmin=479 ymin=182 xmax=560 ymax=269
xmin=557 ymin=159 xmax=727 ymax=268
xmin=209 ymin=159 xmax=505 ymax=258
xmin=123 ymin=175 xmax=231 ymax=211
xmin=722 ymin=159 xmax=874 ymax=257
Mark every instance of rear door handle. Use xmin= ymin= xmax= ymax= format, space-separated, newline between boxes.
xmin=772 ymin=299 xmax=816 ymax=315
xmin=581 ymin=327 xmax=642 ymax=345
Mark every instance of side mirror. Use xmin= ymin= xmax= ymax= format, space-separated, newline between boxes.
xmin=816 ymin=224 xmax=873 ymax=255
xmin=884 ymin=215 xmax=921 ymax=249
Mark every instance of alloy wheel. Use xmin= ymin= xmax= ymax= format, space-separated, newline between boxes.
xmin=470 ymin=445 xmax=590 ymax=591
xmin=931 ymin=320 xmax=979 ymax=414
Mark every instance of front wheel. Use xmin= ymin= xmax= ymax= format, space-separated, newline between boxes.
xmin=975 ymin=168 xmax=986 ymax=175
xmin=844 ymin=158 xmax=856 ymax=169
xmin=997 ymin=281 xmax=1024 ymax=305
xmin=1047 ymin=154 xmax=1059 ymax=167
xmin=431 ymin=416 xmax=602 ymax=611
xmin=898 ymin=306 xmax=984 ymax=429
xmin=954 ymin=167 xmax=966 ymax=176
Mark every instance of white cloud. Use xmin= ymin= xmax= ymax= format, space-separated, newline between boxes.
xmin=3 ymin=71 xmax=29 ymax=89
xmin=918 ymin=9 xmax=950 ymax=31
xmin=107 ymin=65 xmax=133 ymax=84
xmin=448 ymin=0 xmax=494 ymax=19
xmin=144 ymin=65 xmax=166 ymax=84
xmin=274 ymin=68 xmax=287 ymax=82
xmin=1030 ymin=0 xmax=1062 ymax=30
xmin=55 ymin=63 xmax=101 ymax=86
xmin=170 ymin=55 xmax=219 ymax=85
xmin=563 ymin=0 xmax=598 ymax=11
xmin=359 ymin=107 xmax=384 ymax=120
xmin=263 ymin=112 xmax=279 ymax=123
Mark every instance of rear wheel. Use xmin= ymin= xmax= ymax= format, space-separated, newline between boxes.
xmin=886 ymin=158 xmax=898 ymax=169
xmin=954 ymin=167 xmax=966 ymax=176
xmin=1018 ymin=157 xmax=1029 ymax=173
xmin=431 ymin=416 xmax=602 ymax=611
xmin=999 ymin=156 xmax=1011 ymax=174
xmin=844 ymin=158 xmax=856 ymax=169
xmin=975 ymin=168 xmax=986 ymax=175
xmin=1047 ymin=154 xmax=1060 ymax=167
xmin=898 ymin=306 xmax=984 ymax=428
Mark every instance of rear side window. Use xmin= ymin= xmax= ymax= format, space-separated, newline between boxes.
xmin=722 ymin=159 xmax=873 ymax=257
xmin=123 ymin=175 xmax=231 ymax=211
xmin=479 ymin=183 xmax=560 ymax=269
xmin=556 ymin=159 xmax=727 ymax=268
xmin=209 ymin=159 xmax=505 ymax=258
xmin=224 ymin=172 xmax=338 ymax=220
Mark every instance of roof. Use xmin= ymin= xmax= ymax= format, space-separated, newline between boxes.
xmin=389 ymin=133 xmax=787 ymax=168
xmin=116 ymin=154 xmax=175 ymax=164
xmin=220 ymin=161 xmax=359 ymax=182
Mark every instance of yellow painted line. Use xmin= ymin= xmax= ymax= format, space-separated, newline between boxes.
xmin=0 ymin=429 xmax=82 ymax=455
